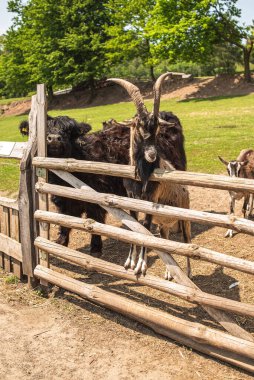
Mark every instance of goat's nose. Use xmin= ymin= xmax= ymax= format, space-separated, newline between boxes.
xmin=47 ymin=134 xmax=62 ymax=143
xmin=149 ymin=151 xmax=156 ymax=161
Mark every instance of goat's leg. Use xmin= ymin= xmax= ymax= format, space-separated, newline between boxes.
xmin=181 ymin=220 xmax=192 ymax=279
xmin=134 ymin=214 xmax=152 ymax=275
xmin=249 ymin=193 xmax=254 ymax=217
xmin=243 ymin=194 xmax=252 ymax=219
xmin=124 ymin=210 xmax=139 ymax=270
xmin=51 ymin=196 xmax=71 ymax=246
xmin=225 ymin=195 xmax=235 ymax=238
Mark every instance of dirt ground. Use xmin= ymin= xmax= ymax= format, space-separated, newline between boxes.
xmin=1 ymin=186 xmax=254 ymax=380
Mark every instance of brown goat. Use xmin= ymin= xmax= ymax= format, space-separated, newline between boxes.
xmin=219 ymin=149 xmax=254 ymax=237
xmin=108 ymin=73 xmax=191 ymax=278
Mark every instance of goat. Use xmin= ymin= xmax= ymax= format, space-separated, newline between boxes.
xmin=108 ymin=73 xmax=191 ymax=278
xmin=19 ymin=115 xmax=128 ymax=256
xmin=219 ymin=149 xmax=254 ymax=237
xmin=20 ymin=107 xmax=188 ymax=262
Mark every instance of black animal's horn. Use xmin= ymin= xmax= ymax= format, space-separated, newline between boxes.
xmin=153 ymin=72 xmax=172 ymax=118
xmin=107 ymin=78 xmax=148 ymax=118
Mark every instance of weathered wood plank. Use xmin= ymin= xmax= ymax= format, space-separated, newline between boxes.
xmin=39 ymin=170 xmax=254 ymax=342
xmin=35 ymin=210 xmax=254 ymax=276
xmin=34 ymin=265 xmax=254 ymax=373
xmin=0 ymin=141 xmax=27 ymax=159
xmin=18 ymin=95 xmax=38 ymax=279
xmin=33 ymin=157 xmax=254 ymax=193
xmin=2 ymin=207 xmax=11 ymax=272
xmin=35 ymin=237 xmax=254 ymax=318
xmin=36 ymin=182 xmax=254 ymax=236
xmin=0 ymin=197 xmax=19 ymax=211
xmin=0 ymin=233 xmax=22 ymax=262
xmin=10 ymin=209 xmax=22 ymax=278
xmin=36 ymin=84 xmax=49 ymax=285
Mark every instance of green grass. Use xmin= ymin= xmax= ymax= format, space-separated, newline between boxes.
xmin=1 ymin=93 xmax=254 ymax=195
xmin=4 ymin=274 xmax=19 ymax=284
xmin=0 ymin=96 xmax=30 ymax=106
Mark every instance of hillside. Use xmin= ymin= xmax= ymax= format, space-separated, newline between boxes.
xmin=1 ymin=74 xmax=254 ymax=117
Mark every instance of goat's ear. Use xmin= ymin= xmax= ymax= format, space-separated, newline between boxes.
xmin=19 ymin=120 xmax=29 ymax=136
xmin=240 ymin=160 xmax=249 ymax=167
xmin=218 ymin=156 xmax=228 ymax=166
xmin=71 ymin=122 xmax=91 ymax=138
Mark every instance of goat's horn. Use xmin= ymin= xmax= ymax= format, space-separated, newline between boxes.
xmin=153 ymin=72 xmax=172 ymax=118
xmin=158 ymin=118 xmax=176 ymax=127
xmin=107 ymin=78 xmax=148 ymax=118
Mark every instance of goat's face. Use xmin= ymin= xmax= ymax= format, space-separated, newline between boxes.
xmin=218 ymin=156 xmax=248 ymax=177
xmin=47 ymin=116 xmax=91 ymax=158
xmin=134 ymin=114 xmax=159 ymax=163
xmin=47 ymin=118 xmax=72 ymax=157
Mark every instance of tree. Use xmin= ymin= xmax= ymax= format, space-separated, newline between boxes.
xmin=212 ymin=0 xmax=254 ymax=81
xmin=1 ymin=0 xmax=111 ymax=98
xmin=149 ymin=0 xmax=253 ymax=81
xmin=106 ymin=0 xmax=253 ymax=81
xmin=105 ymin=0 xmax=158 ymax=81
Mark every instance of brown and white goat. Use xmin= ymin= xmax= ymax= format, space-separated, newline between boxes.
xmin=219 ymin=149 xmax=254 ymax=238
xmin=108 ymin=73 xmax=191 ymax=278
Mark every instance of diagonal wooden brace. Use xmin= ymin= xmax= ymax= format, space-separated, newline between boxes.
xmin=48 ymin=169 xmax=254 ymax=342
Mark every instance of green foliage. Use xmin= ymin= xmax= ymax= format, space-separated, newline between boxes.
xmin=4 ymin=274 xmax=19 ymax=284
xmin=1 ymin=0 xmax=111 ymax=97
xmin=0 ymin=0 xmax=253 ymax=96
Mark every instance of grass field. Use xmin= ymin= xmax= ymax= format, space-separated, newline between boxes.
xmin=1 ymin=93 xmax=254 ymax=195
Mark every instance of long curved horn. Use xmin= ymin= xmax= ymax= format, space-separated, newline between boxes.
xmin=107 ymin=78 xmax=148 ymax=118
xmin=153 ymin=72 xmax=172 ymax=118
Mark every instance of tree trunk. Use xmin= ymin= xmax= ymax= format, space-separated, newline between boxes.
xmin=47 ymin=84 xmax=54 ymax=103
xmin=150 ymin=65 xmax=156 ymax=82
xmin=243 ymin=46 xmax=252 ymax=82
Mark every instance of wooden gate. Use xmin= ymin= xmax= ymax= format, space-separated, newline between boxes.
xmin=1 ymin=85 xmax=254 ymax=372
xmin=31 ymin=85 xmax=254 ymax=373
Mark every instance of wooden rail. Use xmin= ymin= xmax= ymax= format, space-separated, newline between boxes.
xmin=48 ymin=169 xmax=254 ymax=343
xmin=35 ymin=210 xmax=254 ymax=276
xmin=33 ymin=157 xmax=254 ymax=192
xmin=34 ymin=265 xmax=254 ymax=373
xmin=36 ymin=182 xmax=254 ymax=236
xmin=0 ymin=197 xmax=19 ymax=211
xmin=35 ymin=237 xmax=254 ymax=318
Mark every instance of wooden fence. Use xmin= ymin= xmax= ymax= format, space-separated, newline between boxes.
xmin=0 ymin=197 xmax=22 ymax=277
xmin=1 ymin=84 xmax=254 ymax=372
xmin=0 ymin=91 xmax=39 ymax=284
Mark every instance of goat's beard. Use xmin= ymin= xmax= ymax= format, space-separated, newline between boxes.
xmin=135 ymin=156 xmax=159 ymax=199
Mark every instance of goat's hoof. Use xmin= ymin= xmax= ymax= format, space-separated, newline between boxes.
xmin=225 ymin=229 xmax=234 ymax=238
xmin=165 ymin=270 xmax=173 ymax=281
xmin=124 ymin=258 xmax=131 ymax=270
xmin=134 ymin=259 xmax=143 ymax=275
xmin=141 ymin=262 xmax=147 ymax=276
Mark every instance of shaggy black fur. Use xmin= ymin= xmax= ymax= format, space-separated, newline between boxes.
xmin=19 ymin=111 xmax=186 ymax=256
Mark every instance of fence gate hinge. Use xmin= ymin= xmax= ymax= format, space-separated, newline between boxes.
xmin=36 ymin=167 xmax=47 ymax=178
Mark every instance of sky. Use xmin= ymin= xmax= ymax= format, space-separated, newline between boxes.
xmin=0 ymin=0 xmax=253 ymax=35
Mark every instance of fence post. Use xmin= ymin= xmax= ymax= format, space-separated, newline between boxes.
xmin=36 ymin=84 xmax=49 ymax=285
xmin=18 ymin=95 xmax=38 ymax=286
